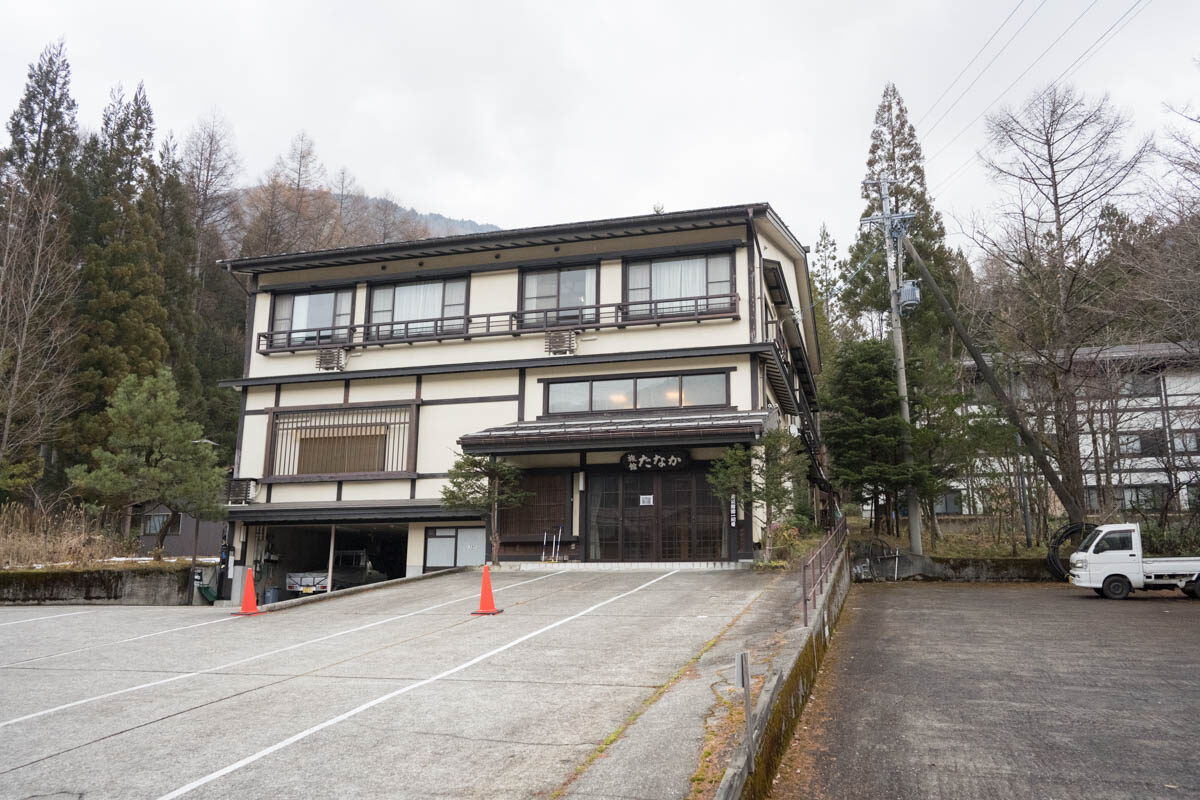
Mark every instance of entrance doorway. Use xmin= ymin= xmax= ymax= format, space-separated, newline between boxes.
xmin=586 ymin=469 xmax=727 ymax=561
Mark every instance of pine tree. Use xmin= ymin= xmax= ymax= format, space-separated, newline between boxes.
xmin=70 ymin=85 xmax=171 ymax=460
xmin=3 ymin=39 xmax=78 ymax=187
xmin=66 ymin=368 xmax=225 ymax=548
xmin=440 ymin=454 xmax=532 ymax=567
xmin=836 ymin=84 xmax=980 ymax=531
xmin=841 ymin=83 xmax=966 ymax=347
xmin=821 ymin=338 xmax=912 ymax=537
xmin=153 ymin=136 xmax=203 ymax=419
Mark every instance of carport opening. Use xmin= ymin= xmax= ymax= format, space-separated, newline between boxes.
xmin=254 ymin=522 xmax=409 ymax=603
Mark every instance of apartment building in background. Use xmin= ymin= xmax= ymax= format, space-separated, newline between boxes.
xmin=950 ymin=343 xmax=1200 ymax=519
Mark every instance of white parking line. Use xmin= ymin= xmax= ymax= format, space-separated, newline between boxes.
xmin=0 ymin=571 xmax=565 ymax=729
xmin=156 ymin=570 xmax=678 ymax=800
xmin=0 ymin=610 xmax=97 ymax=628
xmin=0 ymin=615 xmax=236 ymax=668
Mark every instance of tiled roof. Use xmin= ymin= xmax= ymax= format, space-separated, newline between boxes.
xmin=459 ymin=410 xmax=773 ymax=452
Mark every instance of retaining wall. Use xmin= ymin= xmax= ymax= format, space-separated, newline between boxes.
xmin=715 ymin=549 xmax=852 ymax=800
xmin=863 ymin=553 xmax=1054 ymax=582
xmin=0 ymin=565 xmax=192 ymax=605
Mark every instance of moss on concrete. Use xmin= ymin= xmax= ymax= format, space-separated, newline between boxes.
xmin=0 ymin=562 xmax=191 ymax=604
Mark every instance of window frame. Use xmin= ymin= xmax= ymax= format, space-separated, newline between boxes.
xmin=1118 ymin=430 xmax=1167 ymax=458
xmin=366 ymin=276 xmax=470 ymax=340
xmin=268 ymin=287 xmax=356 ymax=346
xmin=621 ymin=251 xmax=736 ymax=318
xmin=1173 ymin=430 xmax=1200 ymax=454
xmin=540 ymin=368 xmax=733 ymax=418
xmin=1121 ymin=372 xmax=1160 ymax=398
xmin=518 ymin=264 xmax=600 ymax=328
xmin=262 ymin=400 xmax=418 ymax=483
xmin=140 ymin=512 xmax=172 ymax=537
xmin=423 ymin=526 xmax=487 ymax=572
xmin=1094 ymin=530 xmax=1134 ymax=553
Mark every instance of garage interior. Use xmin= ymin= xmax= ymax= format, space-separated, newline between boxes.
xmin=250 ymin=522 xmax=409 ymax=602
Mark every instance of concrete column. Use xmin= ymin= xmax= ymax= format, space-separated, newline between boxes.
xmin=326 ymin=524 xmax=336 ymax=593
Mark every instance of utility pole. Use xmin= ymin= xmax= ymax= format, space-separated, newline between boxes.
xmin=862 ymin=177 xmax=922 ymax=555
xmin=901 ymin=236 xmax=1079 ymax=519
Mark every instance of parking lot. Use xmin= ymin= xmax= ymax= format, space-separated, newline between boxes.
xmin=0 ymin=568 xmax=788 ymax=799
xmin=770 ymin=582 xmax=1200 ymax=800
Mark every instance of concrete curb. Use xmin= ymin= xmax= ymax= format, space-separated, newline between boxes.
xmin=714 ymin=550 xmax=852 ymax=800
xmin=255 ymin=567 xmax=468 ymax=613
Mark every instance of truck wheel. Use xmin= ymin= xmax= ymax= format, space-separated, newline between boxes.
xmin=1101 ymin=575 xmax=1131 ymax=600
xmin=1183 ymin=581 xmax=1199 ymax=599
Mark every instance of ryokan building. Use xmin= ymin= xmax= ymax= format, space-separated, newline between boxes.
xmin=218 ymin=204 xmax=827 ymax=603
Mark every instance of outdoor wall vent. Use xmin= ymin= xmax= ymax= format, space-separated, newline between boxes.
xmin=315 ymin=349 xmax=347 ymax=371
xmin=544 ymin=330 xmax=577 ymax=355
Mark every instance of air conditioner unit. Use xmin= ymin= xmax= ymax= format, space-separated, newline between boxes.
xmin=226 ymin=479 xmax=258 ymax=504
xmin=544 ymin=330 xmax=577 ymax=355
xmin=315 ymin=349 xmax=346 ymax=371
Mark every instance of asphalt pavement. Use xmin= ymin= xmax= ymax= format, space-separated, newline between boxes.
xmin=770 ymin=582 xmax=1200 ymax=800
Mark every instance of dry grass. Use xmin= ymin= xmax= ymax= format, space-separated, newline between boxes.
xmin=849 ymin=519 xmax=1051 ymax=559
xmin=0 ymin=502 xmax=136 ymax=568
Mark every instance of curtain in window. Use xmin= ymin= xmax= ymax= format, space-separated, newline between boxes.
xmin=393 ymin=282 xmax=444 ymax=335
xmin=652 ymin=257 xmax=706 ymax=313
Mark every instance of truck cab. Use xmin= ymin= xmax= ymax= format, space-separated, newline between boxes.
xmin=1069 ymin=523 xmax=1200 ymax=599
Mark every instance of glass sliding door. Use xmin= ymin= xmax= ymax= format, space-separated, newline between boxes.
xmin=584 ymin=468 xmax=728 ymax=562
xmin=660 ymin=474 xmax=693 ymax=560
xmin=587 ymin=474 xmax=620 ymax=561
xmin=521 ymin=266 xmax=598 ymax=328
xmin=621 ymin=473 xmax=657 ymax=561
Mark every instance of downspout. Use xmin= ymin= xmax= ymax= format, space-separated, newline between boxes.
xmin=746 ymin=208 xmax=761 ymax=344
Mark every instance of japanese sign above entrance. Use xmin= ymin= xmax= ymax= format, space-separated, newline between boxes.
xmin=621 ymin=449 xmax=691 ymax=472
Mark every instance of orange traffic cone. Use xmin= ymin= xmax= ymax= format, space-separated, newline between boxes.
xmin=232 ymin=568 xmax=262 ymax=616
xmin=471 ymin=564 xmax=503 ymax=615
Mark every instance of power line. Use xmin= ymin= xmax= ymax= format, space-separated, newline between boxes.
xmin=920 ymin=0 xmax=1050 ymax=138
xmin=927 ymin=0 xmax=1103 ymax=164
xmin=915 ymin=0 xmax=1029 ymax=128
xmin=931 ymin=151 xmax=979 ymax=196
xmin=929 ymin=0 xmax=1153 ymax=197
xmin=1054 ymin=0 xmax=1152 ymax=86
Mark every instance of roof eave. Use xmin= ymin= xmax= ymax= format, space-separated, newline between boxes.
xmin=220 ymin=204 xmax=771 ymax=275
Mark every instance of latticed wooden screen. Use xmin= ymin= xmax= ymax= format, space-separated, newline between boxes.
xmin=498 ymin=472 xmax=570 ymax=538
xmin=270 ymin=406 xmax=411 ymax=477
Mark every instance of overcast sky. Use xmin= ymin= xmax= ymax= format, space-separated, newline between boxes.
xmin=1 ymin=0 xmax=1195 ymax=259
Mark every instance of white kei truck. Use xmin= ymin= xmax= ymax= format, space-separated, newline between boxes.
xmin=1069 ymin=523 xmax=1200 ymax=600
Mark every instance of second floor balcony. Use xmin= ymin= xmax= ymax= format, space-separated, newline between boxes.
xmin=256 ymin=293 xmax=740 ymax=354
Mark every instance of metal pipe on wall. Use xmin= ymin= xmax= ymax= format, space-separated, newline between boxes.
xmin=326 ymin=524 xmax=337 ymax=594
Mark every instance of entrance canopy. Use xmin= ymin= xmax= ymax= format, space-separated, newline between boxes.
xmin=459 ymin=409 xmax=774 ymax=455
xmin=227 ymin=499 xmax=472 ymax=524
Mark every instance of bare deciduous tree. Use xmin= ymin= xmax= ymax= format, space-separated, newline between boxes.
xmin=971 ymin=85 xmax=1152 ymax=522
xmin=0 ymin=178 xmax=78 ymax=490
xmin=182 ymin=111 xmax=241 ymax=276
xmin=1125 ymin=102 xmax=1200 ymax=357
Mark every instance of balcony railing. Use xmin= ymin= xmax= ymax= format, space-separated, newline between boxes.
xmin=256 ymin=294 xmax=739 ymax=354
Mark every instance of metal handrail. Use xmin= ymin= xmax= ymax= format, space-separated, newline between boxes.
xmin=256 ymin=293 xmax=740 ymax=354
xmin=801 ymin=515 xmax=849 ymax=627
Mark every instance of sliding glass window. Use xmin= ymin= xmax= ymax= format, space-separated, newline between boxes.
xmin=625 ymin=253 xmax=732 ymax=317
xmin=520 ymin=266 xmax=597 ymax=328
xmin=545 ymin=371 xmax=728 ymax=415
xmin=270 ymin=289 xmax=353 ymax=347
xmin=369 ymin=278 xmax=467 ymax=339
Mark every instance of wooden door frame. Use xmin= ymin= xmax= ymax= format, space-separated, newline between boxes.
xmin=581 ymin=463 xmax=728 ymax=562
